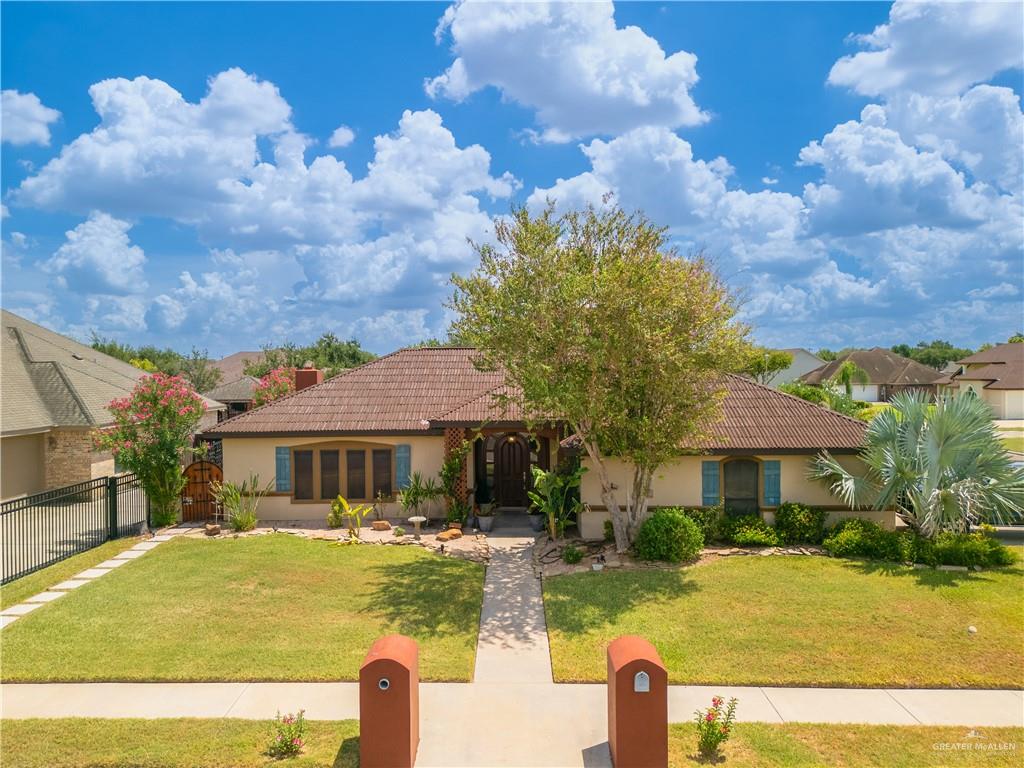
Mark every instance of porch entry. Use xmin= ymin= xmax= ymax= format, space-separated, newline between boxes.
xmin=474 ymin=432 xmax=550 ymax=509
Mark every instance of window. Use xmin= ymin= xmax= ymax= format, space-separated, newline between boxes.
xmin=347 ymin=450 xmax=366 ymax=499
xmin=294 ymin=450 xmax=314 ymax=500
xmin=372 ymin=449 xmax=392 ymax=498
xmin=723 ymin=459 xmax=758 ymax=516
xmin=320 ymin=450 xmax=339 ymax=500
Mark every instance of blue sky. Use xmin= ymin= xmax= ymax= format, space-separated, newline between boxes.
xmin=2 ymin=1 xmax=1022 ymax=356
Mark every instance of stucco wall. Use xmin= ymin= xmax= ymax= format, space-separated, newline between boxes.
xmin=1 ymin=433 xmax=46 ymax=499
xmin=578 ymin=452 xmax=893 ymax=539
xmin=1003 ymin=390 xmax=1024 ymax=420
xmin=222 ymin=435 xmax=447 ymax=521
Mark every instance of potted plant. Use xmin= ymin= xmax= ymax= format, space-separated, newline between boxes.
xmin=476 ymin=501 xmax=496 ymax=532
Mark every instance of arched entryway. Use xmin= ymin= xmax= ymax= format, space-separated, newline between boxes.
xmin=474 ymin=432 xmax=551 ymax=509
xmin=495 ymin=434 xmax=529 ymax=508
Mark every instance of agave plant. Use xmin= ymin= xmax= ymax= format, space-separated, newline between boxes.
xmin=810 ymin=391 xmax=1024 ymax=538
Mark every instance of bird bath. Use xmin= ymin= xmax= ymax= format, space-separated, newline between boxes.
xmin=408 ymin=515 xmax=427 ymax=540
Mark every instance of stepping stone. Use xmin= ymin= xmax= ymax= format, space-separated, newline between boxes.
xmin=52 ymin=579 xmax=90 ymax=591
xmin=1 ymin=603 xmax=43 ymax=616
xmin=0 ymin=615 xmax=20 ymax=628
xmin=24 ymin=591 xmax=67 ymax=604
xmin=150 ymin=535 xmax=174 ymax=542
xmin=96 ymin=558 xmax=129 ymax=569
xmin=113 ymin=549 xmax=147 ymax=560
xmin=74 ymin=568 xmax=111 ymax=579
xmin=131 ymin=541 xmax=161 ymax=551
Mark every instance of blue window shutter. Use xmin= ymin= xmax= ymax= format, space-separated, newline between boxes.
xmin=275 ymin=447 xmax=291 ymax=492
xmin=701 ymin=461 xmax=720 ymax=506
xmin=763 ymin=460 xmax=781 ymax=506
xmin=396 ymin=444 xmax=412 ymax=490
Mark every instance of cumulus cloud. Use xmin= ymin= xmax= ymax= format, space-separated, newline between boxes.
xmin=328 ymin=124 xmax=355 ymax=148
xmin=1 ymin=90 xmax=61 ymax=146
xmin=44 ymin=212 xmax=147 ymax=294
xmin=829 ymin=1 xmax=1023 ymax=97
xmin=426 ymin=0 xmax=706 ymax=142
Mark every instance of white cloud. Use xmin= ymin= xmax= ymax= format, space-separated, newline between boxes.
xmin=967 ymin=282 xmax=1019 ymax=300
xmin=44 ymin=212 xmax=147 ymax=294
xmin=829 ymin=1 xmax=1023 ymax=97
xmin=426 ymin=0 xmax=706 ymax=142
xmin=761 ymin=177 xmax=778 ymax=186
xmin=1 ymin=90 xmax=61 ymax=146
xmin=328 ymin=124 xmax=355 ymax=148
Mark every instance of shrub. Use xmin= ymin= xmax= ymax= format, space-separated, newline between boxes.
xmin=634 ymin=508 xmax=704 ymax=563
xmin=694 ymin=695 xmax=738 ymax=760
xmin=604 ymin=519 xmax=615 ymax=542
xmin=562 ymin=544 xmax=583 ymax=564
xmin=823 ymin=519 xmax=1016 ymax=568
xmin=773 ymin=502 xmax=827 ymax=544
xmin=393 ymin=526 xmax=406 ymax=537
xmin=721 ymin=514 xmax=780 ymax=547
xmin=678 ymin=504 xmax=722 ymax=542
xmin=266 ymin=709 xmax=306 ymax=759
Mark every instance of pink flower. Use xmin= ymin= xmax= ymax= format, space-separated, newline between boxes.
xmin=705 ymin=712 xmax=715 ymax=722
xmin=712 ymin=696 xmax=723 ymax=707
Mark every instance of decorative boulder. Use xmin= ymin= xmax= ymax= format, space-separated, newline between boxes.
xmin=436 ymin=529 xmax=463 ymax=542
xmin=371 ymin=521 xmax=392 ymax=531
xmin=204 ymin=523 xmax=221 ymax=537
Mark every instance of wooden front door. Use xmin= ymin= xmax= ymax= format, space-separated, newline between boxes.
xmin=495 ymin=435 xmax=529 ymax=508
xmin=181 ymin=460 xmax=223 ymax=521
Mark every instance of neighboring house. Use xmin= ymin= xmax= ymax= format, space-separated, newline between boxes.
xmin=801 ymin=347 xmax=943 ymax=402
xmin=211 ymin=351 xmax=266 ymax=384
xmin=0 ymin=310 xmax=226 ymax=499
xmin=763 ymin=348 xmax=825 ymax=387
xmin=203 ymin=347 xmax=887 ymax=536
xmin=939 ymin=343 xmax=1024 ymax=420
xmin=204 ymin=376 xmax=260 ymax=421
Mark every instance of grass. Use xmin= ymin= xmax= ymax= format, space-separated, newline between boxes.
xmin=1001 ymin=436 xmax=1024 ymax=453
xmin=545 ymin=554 xmax=1024 ymax=687
xmin=1 ymin=537 xmax=140 ymax=609
xmin=0 ymin=534 xmax=484 ymax=682
xmin=0 ymin=718 xmax=359 ymax=768
xmin=668 ymin=724 xmax=1024 ymax=767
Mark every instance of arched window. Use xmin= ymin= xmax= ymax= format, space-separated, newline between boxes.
xmin=723 ymin=459 xmax=759 ymax=516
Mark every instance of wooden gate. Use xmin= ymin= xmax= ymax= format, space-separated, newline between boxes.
xmin=181 ymin=460 xmax=223 ymax=521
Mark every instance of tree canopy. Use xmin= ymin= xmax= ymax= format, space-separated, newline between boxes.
xmin=891 ymin=340 xmax=973 ymax=370
xmin=744 ymin=347 xmax=793 ymax=385
xmin=243 ymin=334 xmax=375 ymax=379
xmin=449 ymin=204 xmax=750 ymax=551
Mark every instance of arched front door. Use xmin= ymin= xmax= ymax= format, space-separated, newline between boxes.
xmin=495 ymin=434 xmax=529 ymax=508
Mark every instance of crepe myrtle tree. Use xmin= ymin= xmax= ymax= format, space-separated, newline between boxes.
xmin=95 ymin=373 xmax=207 ymax=527
xmin=811 ymin=391 xmax=1024 ymax=537
xmin=449 ymin=204 xmax=750 ymax=552
xmin=253 ymin=366 xmax=295 ymax=407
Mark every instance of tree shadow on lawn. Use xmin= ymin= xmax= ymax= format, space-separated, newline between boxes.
xmin=364 ymin=554 xmax=483 ymax=639
xmin=837 ymin=557 xmax=1023 ymax=589
xmin=544 ymin=568 xmax=699 ymax=635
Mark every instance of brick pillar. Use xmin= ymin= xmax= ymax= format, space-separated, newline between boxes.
xmin=43 ymin=429 xmax=94 ymax=489
xmin=443 ymin=427 xmax=469 ymax=502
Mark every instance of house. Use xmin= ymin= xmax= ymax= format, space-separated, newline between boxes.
xmin=801 ymin=347 xmax=943 ymax=402
xmin=763 ymin=348 xmax=825 ymax=387
xmin=1 ymin=310 xmax=226 ymax=499
xmin=203 ymin=347 xmax=889 ymax=536
xmin=938 ymin=343 xmax=1024 ymax=420
xmin=211 ymin=350 xmax=266 ymax=384
xmin=204 ymin=375 xmax=260 ymax=421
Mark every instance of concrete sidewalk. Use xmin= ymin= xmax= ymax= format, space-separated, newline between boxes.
xmin=2 ymin=681 xmax=1022 ymax=767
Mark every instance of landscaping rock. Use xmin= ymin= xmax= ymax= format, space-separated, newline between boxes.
xmin=938 ymin=564 xmax=969 ymax=572
xmin=204 ymin=524 xmax=221 ymax=537
xmin=371 ymin=520 xmax=392 ymax=531
xmin=968 ymin=625 xmax=978 ymax=635
xmin=436 ymin=528 xmax=463 ymax=542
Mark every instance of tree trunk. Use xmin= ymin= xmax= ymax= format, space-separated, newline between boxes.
xmin=580 ymin=437 xmax=629 ymax=553
xmin=629 ymin=465 xmax=654 ymax=539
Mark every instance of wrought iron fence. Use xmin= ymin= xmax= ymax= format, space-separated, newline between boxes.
xmin=1 ymin=473 xmax=149 ymax=584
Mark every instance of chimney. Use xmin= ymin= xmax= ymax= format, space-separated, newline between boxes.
xmin=294 ymin=366 xmax=323 ymax=392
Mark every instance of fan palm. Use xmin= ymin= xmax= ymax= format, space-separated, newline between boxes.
xmin=810 ymin=391 xmax=1024 ymax=538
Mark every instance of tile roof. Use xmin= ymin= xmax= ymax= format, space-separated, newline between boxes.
xmin=204 ymin=376 xmax=259 ymax=403
xmin=957 ymin=342 xmax=1024 ymax=366
xmin=951 ymin=343 xmax=1023 ymax=391
xmin=205 ymin=348 xmax=865 ymax=451
xmin=801 ymin=347 xmax=943 ymax=387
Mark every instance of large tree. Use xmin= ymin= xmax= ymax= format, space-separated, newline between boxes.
xmin=744 ymin=347 xmax=793 ymax=385
xmin=244 ymin=334 xmax=375 ymax=379
xmin=178 ymin=347 xmax=222 ymax=393
xmin=450 ymin=205 xmax=750 ymax=552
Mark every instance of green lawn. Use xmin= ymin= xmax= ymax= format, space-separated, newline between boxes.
xmin=1001 ymin=436 xmax=1024 ymax=453
xmin=0 ymin=718 xmax=359 ymax=768
xmin=545 ymin=555 xmax=1024 ymax=687
xmin=669 ymin=724 xmax=1024 ymax=767
xmin=0 ymin=534 xmax=483 ymax=682
xmin=1 ymin=537 xmax=140 ymax=609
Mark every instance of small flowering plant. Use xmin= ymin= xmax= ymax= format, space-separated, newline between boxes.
xmin=95 ymin=373 xmax=206 ymax=527
xmin=267 ymin=709 xmax=307 ymax=759
xmin=694 ymin=695 xmax=738 ymax=760
xmin=254 ymin=366 xmax=295 ymax=407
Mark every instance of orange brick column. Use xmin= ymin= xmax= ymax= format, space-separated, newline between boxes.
xmin=607 ymin=635 xmax=668 ymax=767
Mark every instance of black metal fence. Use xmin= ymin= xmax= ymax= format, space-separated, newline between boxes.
xmin=1 ymin=473 xmax=149 ymax=584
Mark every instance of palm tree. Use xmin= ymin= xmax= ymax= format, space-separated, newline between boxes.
xmin=810 ymin=391 xmax=1024 ymax=538
xmin=829 ymin=360 xmax=870 ymax=398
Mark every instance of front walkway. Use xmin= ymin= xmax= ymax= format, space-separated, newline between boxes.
xmin=1 ymin=524 xmax=1022 ymax=766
